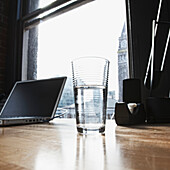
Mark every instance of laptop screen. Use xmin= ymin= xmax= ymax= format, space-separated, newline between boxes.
xmin=0 ymin=77 xmax=67 ymax=118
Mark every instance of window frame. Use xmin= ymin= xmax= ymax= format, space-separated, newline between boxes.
xmin=8 ymin=0 xmax=133 ymax=93
xmin=125 ymin=0 xmax=170 ymax=102
xmin=16 ymin=0 xmax=96 ymax=82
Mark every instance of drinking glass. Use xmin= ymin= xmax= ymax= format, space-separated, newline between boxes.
xmin=71 ymin=57 xmax=110 ymax=134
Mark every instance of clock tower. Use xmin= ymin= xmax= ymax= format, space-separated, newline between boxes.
xmin=117 ymin=24 xmax=129 ymax=102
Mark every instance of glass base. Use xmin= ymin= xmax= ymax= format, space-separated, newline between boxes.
xmin=77 ymin=125 xmax=105 ymax=135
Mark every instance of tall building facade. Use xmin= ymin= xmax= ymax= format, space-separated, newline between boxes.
xmin=117 ymin=24 xmax=129 ymax=102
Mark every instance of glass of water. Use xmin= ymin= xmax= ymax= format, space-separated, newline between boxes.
xmin=71 ymin=57 xmax=110 ymax=134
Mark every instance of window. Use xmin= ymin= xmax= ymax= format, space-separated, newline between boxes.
xmin=20 ymin=0 xmax=129 ymax=118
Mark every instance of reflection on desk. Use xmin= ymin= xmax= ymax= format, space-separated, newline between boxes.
xmin=1 ymin=119 xmax=170 ymax=170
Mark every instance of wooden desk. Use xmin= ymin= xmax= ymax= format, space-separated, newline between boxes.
xmin=1 ymin=119 xmax=170 ymax=170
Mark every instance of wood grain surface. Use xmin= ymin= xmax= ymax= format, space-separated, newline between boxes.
xmin=0 ymin=119 xmax=170 ymax=170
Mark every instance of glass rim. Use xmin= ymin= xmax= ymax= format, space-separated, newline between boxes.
xmin=71 ymin=56 xmax=110 ymax=63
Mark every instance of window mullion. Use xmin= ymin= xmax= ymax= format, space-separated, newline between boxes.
xmin=22 ymin=0 xmax=95 ymax=30
xmin=22 ymin=0 xmax=71 ymax=21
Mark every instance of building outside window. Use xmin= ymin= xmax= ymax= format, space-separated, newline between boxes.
xmin=117 ymin=24 xmax=129 ymax=102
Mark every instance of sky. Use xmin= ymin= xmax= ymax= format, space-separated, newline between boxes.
xmin=37 ymin=0 xmax=126 ymax=99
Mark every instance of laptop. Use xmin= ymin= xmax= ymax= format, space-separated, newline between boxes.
xmin=0 ymin=76 xmax=67 ymax=126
